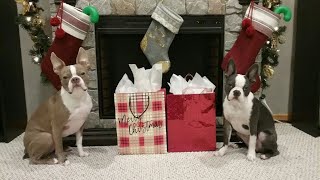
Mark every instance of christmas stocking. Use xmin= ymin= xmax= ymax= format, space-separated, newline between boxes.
xmin=41 ymin=2 xmax=99 ymax=90
xmin=140 ymin=2 xmax=184 ymax=73
xmin=221 ymin=2 xmax=281 ymax=92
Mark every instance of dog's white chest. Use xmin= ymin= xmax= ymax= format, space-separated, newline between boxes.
xmin=61 ymin=89 xmax=92 ymax=137
xmin=223 ymin=95 xmax=253 ymax=135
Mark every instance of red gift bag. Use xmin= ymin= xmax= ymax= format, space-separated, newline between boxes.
xmin=114 ymin=90 xmax=167 ymax=155
xmin=166 ymin=93 xmax=216 ymax=152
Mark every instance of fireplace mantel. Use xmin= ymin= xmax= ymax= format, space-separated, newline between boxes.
xmin=56 ymin=0 xmax=259 ymax=6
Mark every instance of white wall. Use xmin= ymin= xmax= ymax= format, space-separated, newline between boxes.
xmin=265 ymin=0 xmax=296 ymax=114
xmin=18 ymin=1 xmax=56 ymax=118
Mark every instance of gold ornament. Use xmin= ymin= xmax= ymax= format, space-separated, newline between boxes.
xmin=32 ymin=16 xmax=44 ymax=27
xmin=263 ymin=0 xmax=273 ymax=9
xmin=16 ymin=0 xmax=30 ymax=15
xmin=273 ymin=0 xmax=280 ymax=4
xmin=278 ymin=35 xmax=286 ymax=44
xmin=271 ymin=35 xmax=278 ymax=49
xmin=263 ymin=65 xmax=274 ymax=79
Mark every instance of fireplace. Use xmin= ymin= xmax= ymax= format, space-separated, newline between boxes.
xmin=96 ymin=15 xmax=224 ymax=119
xmin=58 ymin=0 xmax=247 ymax=146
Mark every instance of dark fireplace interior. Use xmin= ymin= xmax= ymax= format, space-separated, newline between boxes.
xmin=95 ymin=15 xmax=225 ymax=119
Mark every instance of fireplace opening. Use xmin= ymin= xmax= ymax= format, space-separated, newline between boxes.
xmin=96 ymin=15 xmax=225 ymax=119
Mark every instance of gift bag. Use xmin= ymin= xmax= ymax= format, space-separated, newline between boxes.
xmin=166 ymin=73 xmax=216 ymax=152
xmin=114 ymin=64 xmax=166 ymax=155
xmin=115 ymin=90 xmax=167 ymax=155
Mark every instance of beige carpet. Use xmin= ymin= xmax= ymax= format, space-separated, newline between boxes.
xmin=0 ymin=123 xmax=319 ymax=180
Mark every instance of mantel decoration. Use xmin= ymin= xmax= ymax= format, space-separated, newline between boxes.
xmin=221 ymin=0 xmax=292 ymax=94
xmin=260 ymin=0 xmax=291 ymax=99
xmin=16 ymin=0 xmax=51 ymax=82
xmin=16 ymin=0 xmax=51 ymax=65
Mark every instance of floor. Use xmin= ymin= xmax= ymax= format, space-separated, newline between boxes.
xmin=0 ymin=123 xmax=319 ymax=180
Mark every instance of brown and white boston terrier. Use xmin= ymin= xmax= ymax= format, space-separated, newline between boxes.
xmin=23 ymin=47 xmax=92 ymax=165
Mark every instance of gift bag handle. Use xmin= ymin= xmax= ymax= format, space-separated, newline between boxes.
xmin=129 ymin=95 xmax=150 ymax=119
xmin=184 ymin=73 xmax=193 ymax=81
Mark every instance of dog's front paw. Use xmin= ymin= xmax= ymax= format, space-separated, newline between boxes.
xmin=63 ymin=160 xmax=70 ymax=166
xmin=53 ymin=158 xmax=58 ymax=164
xmin=57 ymin=154 xmax=67 ymax=164
xmin=247 ymin=152 xmax=256 ymax=161
xmin=213 ymin=150 xmax=224 ymax=156
xmin=213 ymin=146 xmax=228 ymax=156
xmin=79 ymin=151 xmax=89 ymax=157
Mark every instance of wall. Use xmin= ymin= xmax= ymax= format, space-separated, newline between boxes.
xmin=18 ymin=1 xmax=56 ymax=119
xmin=265 ymin=0 xmax=296 ymax=114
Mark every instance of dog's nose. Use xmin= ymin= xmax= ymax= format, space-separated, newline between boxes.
xmin=71 ymin=77 xmax=80 ymax=84
xmin=233 ymin=90 xmax=241 ymax=97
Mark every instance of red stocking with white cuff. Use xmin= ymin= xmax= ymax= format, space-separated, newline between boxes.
xmin=41 ymin=2 xmax=91 ymax=90
xmin=221 ymin=2 xmax=281 ymax=93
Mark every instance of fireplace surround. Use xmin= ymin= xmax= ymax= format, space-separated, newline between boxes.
xmin=51 ymin=0 xmax=253 ymax=145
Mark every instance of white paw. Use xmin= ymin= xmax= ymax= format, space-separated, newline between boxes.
xmin=213 ymin=150 xmax=225 ymax=156
xmin=229 ymin=143 xmax=239 ymax=149
xmin=247 ymin=153 xmax=256 ymax=161
xmin=213 ymin=146 xmax=228 ymax=156
xmin=79 ymin=151 xmax=89 ymax=157
xmin=63 ymin=160 xmax=70 ymax=166
xmin=53 ymin=158 xmax=58 ymax=164
xmin=260 ymin=154 xmax=268 ymax=160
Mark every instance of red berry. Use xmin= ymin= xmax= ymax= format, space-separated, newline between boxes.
xmin=50 ymin=17 xmax=61 ymax=26
xmin=242 ymin=18 xmax=252 ymax=29
xmin=245 ymin=26 xmax=255 ymax=37
xmin=55 ymin=28 xmax=65 ymax=39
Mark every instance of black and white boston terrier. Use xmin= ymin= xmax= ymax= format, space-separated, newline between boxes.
xmin=214 ymin=59 xmax=279 ymax=161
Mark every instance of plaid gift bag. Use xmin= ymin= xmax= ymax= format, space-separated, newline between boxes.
xmin=114 ymin=90 xmax=167 ymax=155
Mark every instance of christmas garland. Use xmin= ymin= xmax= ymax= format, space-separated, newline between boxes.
xmin=260 ymin=0 xmax=287 ymax=98
xmin=16 ymin=0 xmax=51 ymax=82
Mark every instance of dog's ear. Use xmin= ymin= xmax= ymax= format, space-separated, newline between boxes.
xmin=50 ymin=52 xmax=65 ymax=74
xmin=225 ymin=59 xmax=237 ymax=77
xmin=246 ymin=63 xmax=259 ymax=83
xmin=76 ymin=47 xmax=90 ymax=70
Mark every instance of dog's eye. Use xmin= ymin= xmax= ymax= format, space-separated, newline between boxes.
xmin=81 ymin=72 xmax=85 ymax=75
xmin=63 ymin=76 xmax=68 ymax=79
xmin=243 ymin=86 xmax=248 ymax=90
xmin=228 ymin=84 xmax=233 ymax=88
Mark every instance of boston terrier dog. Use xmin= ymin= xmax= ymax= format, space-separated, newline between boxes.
xmin=214 ymin=59 xmax=279 ymax=161
xmin=23 ymin=47 xmax=92 ymax=165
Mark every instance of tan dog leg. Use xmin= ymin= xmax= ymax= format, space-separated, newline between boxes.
xmin=27 ymin=133 xmax=57 ymax=165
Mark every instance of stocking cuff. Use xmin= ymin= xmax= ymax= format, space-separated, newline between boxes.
xmin=245 ymin=4 xmax=281 ymax=38
xmin=151 ymin=2 xmax=184 ymax=34
xmin=57 ymin=3 xmax=90 ymax=40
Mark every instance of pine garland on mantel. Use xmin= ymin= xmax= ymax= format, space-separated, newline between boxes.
xmin=260 ymin=0 xmax=287 ymax=99
xmin=16 ymin=0 xmax=51 ymax=82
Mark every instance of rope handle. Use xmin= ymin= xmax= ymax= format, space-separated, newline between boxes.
xmin=184 ymin=73 xmax=194 ymax=81
xmin=129 ymin=95 xmax=150 ymax=119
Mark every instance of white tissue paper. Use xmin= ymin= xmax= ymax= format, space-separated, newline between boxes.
xmin=168 ymin=73 xmax=216 ymax=94
xmin=115 ymin=64 xmax=162 ymax=93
